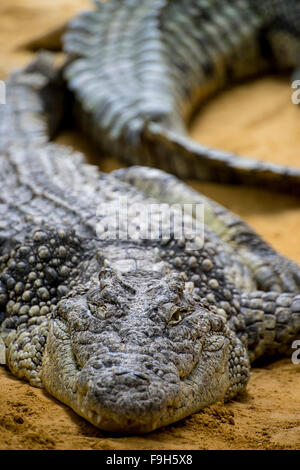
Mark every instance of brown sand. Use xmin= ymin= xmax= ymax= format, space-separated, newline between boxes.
xmin=0 ymin=0 xmax=300 ymax=450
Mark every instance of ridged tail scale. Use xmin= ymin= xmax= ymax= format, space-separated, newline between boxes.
xmin=63 ymin=0 xmax=300 ymax=195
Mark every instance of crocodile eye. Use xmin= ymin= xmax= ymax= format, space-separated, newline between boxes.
xmin=88 ymin=303 xmax=106 ymax=319
xmin=168 ymin=309 xmax=183 ymax=326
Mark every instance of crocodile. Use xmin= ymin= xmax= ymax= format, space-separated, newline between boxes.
xmin=53 ymin=0 xmax=300 ymax=195
xmin=0 ymin=56 xmax=300 ymax=433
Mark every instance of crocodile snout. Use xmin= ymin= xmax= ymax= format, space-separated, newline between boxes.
xmin=75 ymin=361 xmax=180 ymax=433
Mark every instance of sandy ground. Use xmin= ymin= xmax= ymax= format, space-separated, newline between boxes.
xmin=0 ymin=0 xmax=300 ymax=450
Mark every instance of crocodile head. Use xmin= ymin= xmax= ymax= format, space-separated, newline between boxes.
xmin=41 ymin=267 xmax=249 ymax=433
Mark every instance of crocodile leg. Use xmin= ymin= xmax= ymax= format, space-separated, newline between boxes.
xmin=233 ymin=291 xmax=300 ymax=363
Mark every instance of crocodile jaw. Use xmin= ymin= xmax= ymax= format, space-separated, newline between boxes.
xmin=41 ymin=345 xmax=231 ymax=433
xmin=41 ymin=319 xmax=232 ymax=433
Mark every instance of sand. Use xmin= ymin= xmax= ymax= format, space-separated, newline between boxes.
xmin=0 ymin=0 xmax=300 ymax=450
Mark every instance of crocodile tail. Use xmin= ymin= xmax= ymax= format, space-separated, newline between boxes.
xmin=143 ymin=122 xmax=300 ymax=196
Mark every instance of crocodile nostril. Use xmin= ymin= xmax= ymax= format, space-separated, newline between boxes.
xmin=114 ymin=370 xmax=150 ymax=383
xmin=132 ymin=372 xmax=150 ymax=382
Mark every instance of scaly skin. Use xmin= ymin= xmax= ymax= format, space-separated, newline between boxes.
xmin=63 ymin=0 xmax=300 ymax=195
xmin=0 ymin=57 xmax=300 ymax=432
